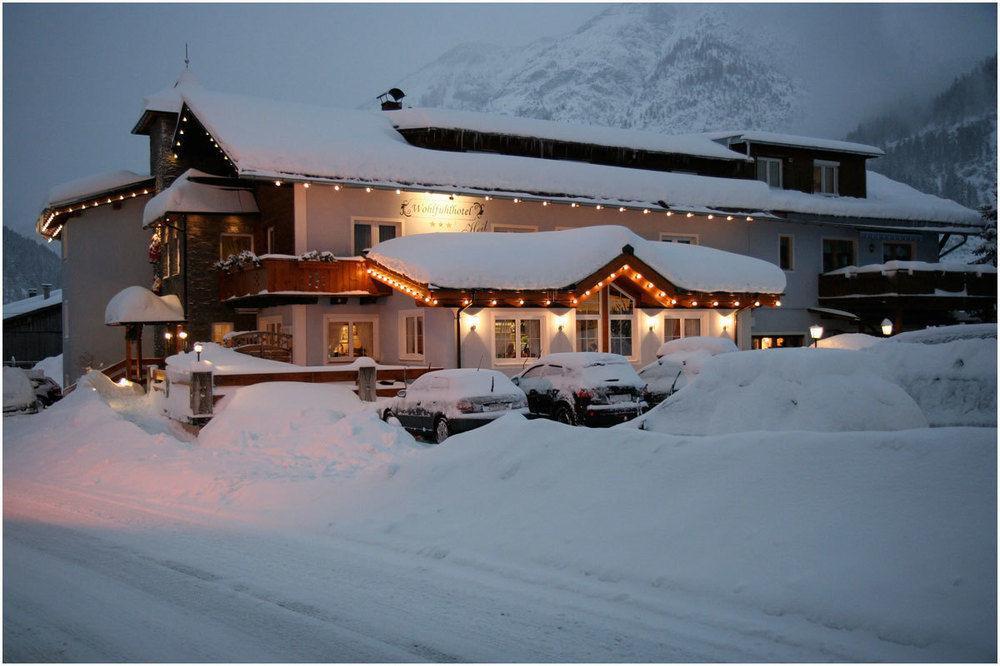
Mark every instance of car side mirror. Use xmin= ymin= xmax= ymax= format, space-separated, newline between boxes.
xmin=510 ymin=377 xmax=520 ymax=386
xmin=396 ymin=389 xmax=406 ymax=398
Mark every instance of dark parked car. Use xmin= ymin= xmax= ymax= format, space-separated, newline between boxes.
xmin=513 ymin=352 xmax=647 ymax=427
xmin=638 ymin=336 xmax=738 ymax=407
xmin=382 ymin=369 xmax=528 ymax=443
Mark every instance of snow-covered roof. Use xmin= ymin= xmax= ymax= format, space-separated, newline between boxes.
xmin=141 ymin=68 xmax=200 ymax=115
xmin=3 ymin=289 xmax=62 ymax=320
xmin=142 ymin=168 xmax=259 ymax=227
xmin=708 ymin=131 xmax=885 ymax=157
xmin=178 ymin=87 xmax=978 ymax=226
xmin=389 ymin=107 xmax=751 ymax=161
xmin=46 ymin=171 xmax=151 ymax=208
xmin=825 ymin=260 xmax=997 ymax=276
xmin=368 ymin=225 xmax=787 ymax=294
xmin=105 ymin=286 xmax=185 ymax=325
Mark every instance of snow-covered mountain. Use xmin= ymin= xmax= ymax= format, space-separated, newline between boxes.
xmin=847 ymin=57 xmax=997 ymax=211
xmin=398 ymin=5 xmax=803 ymax=135
xmin=3 ymin=227 xmax=61 ymax=304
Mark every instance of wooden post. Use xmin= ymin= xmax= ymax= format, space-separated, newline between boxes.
xmin=190 ymin=369 xmax=214 ymax=419
xmin=357 ymin=364 xmax=377 ymax=402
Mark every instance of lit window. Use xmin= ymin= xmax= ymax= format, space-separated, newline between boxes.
xmin=400 ymin=312 xmax=424 ymax=360
xmin=494 ymin=317 xmax=540 ymax=361
xmin=326 ymin=318 xmax=376 ymax=362
xmin=664 ymin=316 xmax=703 ymax=342
xmin=756 ymin=157 xmax=783 ymax=188
xmin=211 ymin=322 xmax=234 ymax=343
xmin=575 ymin=295 xmax=600 ymax=352
xmin=813 ymin=160 xmax=839 ymax=195
xmin=219 ymin=232 xmax=252 ymax=260
xmin=608 ymin=284 xmax=634 ymax=357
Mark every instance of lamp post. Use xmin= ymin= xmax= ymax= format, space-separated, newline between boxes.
xmin=178 ymin=330 xmax=188 ymax=351
xmin=881 ymin=318 xmax=893 ymax=337
xmin=809 ymin=324 xmax=824 ymax=348
xmin=194 ymin=342 xmax=204 ymax=362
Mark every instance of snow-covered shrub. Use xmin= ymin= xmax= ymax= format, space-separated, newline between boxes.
xmin=213 ymin=250 xmax=261 ymax=272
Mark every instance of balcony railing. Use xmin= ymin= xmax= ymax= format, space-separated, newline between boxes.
xmin=819 ymin=264 xmax=995 ymax=301
xmin=218 ymin=256 xmax=391 ymax=303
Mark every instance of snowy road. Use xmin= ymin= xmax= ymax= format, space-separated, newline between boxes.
xmin=4 ymin=481 xmax=910 ymax=662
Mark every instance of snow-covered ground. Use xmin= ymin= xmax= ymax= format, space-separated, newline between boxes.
xmin=4 ymin=339 xmax=996 ymax=661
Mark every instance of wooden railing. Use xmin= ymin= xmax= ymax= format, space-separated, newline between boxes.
xmin=223 ymin=330 xmax=293 ymax=363
xmin=64 ymin=357 xmax=165 ymax=395
xmin=218 ymin=256 xmax=391 ymax=302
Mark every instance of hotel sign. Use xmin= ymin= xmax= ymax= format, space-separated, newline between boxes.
xmin=400 ymin=197 xmax=488 ymax=232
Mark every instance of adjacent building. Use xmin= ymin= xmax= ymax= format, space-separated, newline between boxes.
xmin=37 ymin=71 xmax=994 ymax=385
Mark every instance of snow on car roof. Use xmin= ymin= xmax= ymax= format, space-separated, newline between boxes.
xmin=368 ymin=225 xmax=787 ymax=294
xmin=416 ymin=368 xmax=520 ymax=392
xmin=179 ymin=86 xmax=979 ymax=225
xmin=536 ymin=352 xmax=631 ymax=368
xmin=390 ymin=107 xmax=752 ymax=161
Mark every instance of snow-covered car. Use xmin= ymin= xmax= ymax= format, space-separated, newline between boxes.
xmin=25 ymin=369 xmax=62 ymax=406
xmin=382 ymin=369 xmax=528 ymax=443
xmin=640 ymin=336 xmax=738 ymax=407
xmin=513 ymin=352 xmax=647 ymax=427
xmin=3 ymin=367 xmax=39 ymax=415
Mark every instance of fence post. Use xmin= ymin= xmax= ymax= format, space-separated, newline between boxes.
xmin=190 ymin=368 xmax=214 ymax=420
xmin=357 ymin=358 xmax=377 ymax=402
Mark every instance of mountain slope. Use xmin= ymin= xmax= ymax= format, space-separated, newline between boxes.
xmin=399 ymin=5 xmax=803 ymax=135
xmin=847 ymin=57 xmax=997 ymax=210
xmin=3 ymin=227 xmax=61 ymax=303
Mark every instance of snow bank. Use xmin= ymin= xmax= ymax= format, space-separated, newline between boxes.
xmin=105 ymin=286 xmax=185 ymax=325
xmin=369 ymin=225 xmax=787 ymax=293
xmin=3 ymin=367 xmax=36 ymax=412
xmin=31 ymin=354 xmax=63 ymax=388
xmin=313 ymin=416 xmax=996 ymax=660
xmin=635 ymin=349 xmax=927 ymax=434
xmin=816 ymin=333 xmax=882 ymax=350
xmin=199 ymin=382 xmax=418 ymax=479
xmin=656 ymin=335 xmax=737 ymax=358
xmin=890 ymin=323 xmax=996 ymax=345
xmin=870 ymin=338 xmax=997 ymax=427
xmin=166 ymin=342 xmax=296 ymax=375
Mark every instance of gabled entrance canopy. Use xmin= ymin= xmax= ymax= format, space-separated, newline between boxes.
xmin=364 ymin=225 xmax=785 ymax=310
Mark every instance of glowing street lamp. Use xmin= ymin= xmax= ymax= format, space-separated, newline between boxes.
xmin=881 ymin=318 xmax=893 ymax=337
xmin=178 ymin=330 xmax=188 ymax=351
xmin=194 ymin=342 xmax=204 ymax=362
xmin=809 ymin=324 xmax=824 ymax=347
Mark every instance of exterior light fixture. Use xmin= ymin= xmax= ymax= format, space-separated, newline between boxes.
xmin=274 ymin=180 xmax=282 ymax=186
xmin=164 ymin=331 xmax=173 ymax=340
xmin=303 ymin=182 xmax=310 ymax=188
xmin=881 ymin=318 xmax=893 ymax=336
xmin=194 ymin=342 xmax=204 ymax=361
xmin=365 ymin=187 xmax=372 ymax=193
xmin=686 ymin=212 xmax=694 ymax=218
xmin=809 ymin=325 xmax=824 ymax=347
xmin=642 ymin=209 xmax=650 ymax=215
xmin=395 ymin=189 xmax=401 ymax=194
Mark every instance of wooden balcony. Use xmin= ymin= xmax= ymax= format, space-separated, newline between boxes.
xmin=219 ymin=256 xmax=391 ymax=305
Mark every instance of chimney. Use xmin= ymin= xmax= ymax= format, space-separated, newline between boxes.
xmin=27 ymin=287 xmax=37 ymax=298
xmin=42 ymin=283 xmax=52 ymax=300
xmin=377 ymin=88 xmax=406 ymax=111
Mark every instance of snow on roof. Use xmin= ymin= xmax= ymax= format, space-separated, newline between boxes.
xmin=179 ymin=87 xmax=978 ymax=226
xmin=105 ymin=286 xmax=185 ymax=325
xmin=141 ymin=68 xmax=200 ymax=115
xmin=3 ymin=289 xmax=62 ymax=320
xmin=389 ymin=107 xmax=752 ymax=161
xmin=368 ymin=225 xmax=787 ymax=294
xmin=709 ymin=131 xmax=885 ymax=157
xmin=142 ymin=168 xmax=259 ymax=227
xmin=825 ymin=260 xmax=997 ymax=276
xmin=46 ymin=170 xmax=151 ymax=207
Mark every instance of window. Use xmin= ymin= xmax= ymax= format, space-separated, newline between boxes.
xmin=163 ymin=226 xmax=171 ymax=277
xmin=608 ymin=285 xmax=634 ymax=357
xmin=494 ymin=317 xmax=541 ymax=361
xmin=211 ymin=322 xmax=234 ymax=343
xmin=813 ymin=160 xmax=839 ymax=195
xmin=664 ymin=315 xmax=704 ymax=342
xmin=171 ymin=227 xmax=181 ymax=276
xmin=353 ymin=222 xmax=399 ymax=255
xmin=493 ymin=224 xmax=537 ymax=233
xmin=779 ymin=235 xmax=794 ymax=271
xmin=219 ymin=233 xmax=252 ymax=260
xmin=325 ymin=317 xmax=377 ymax=362
xmin=266 ymin=226 xmax=276 ymax=254
xmin=883 ymin=241 xmax=914 ymax=262
xmin=575 ymin=295 xmax=600 ymax=352
xmin=660 ymin=233 xmax=699 ymax=245
xmin=756 ymin=157 xmax=783 ymax=188
xmin=752 ymin=335 xmax=805 ymax=350
xmin=258 ymin=315 xmax=282 ymax=334
xmin=399 ymin=311 xmax=424 ymax=360
xmin=822 ymin=238 xmax=856 ymax=273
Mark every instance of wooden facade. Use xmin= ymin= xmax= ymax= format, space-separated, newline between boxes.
xmin=3 ymin=303 xmax=62 ymax=366
xmin=218 ymin=256 xmax=392 ymax=304
xmin=728 ymin=141 xmax=869 ymax=198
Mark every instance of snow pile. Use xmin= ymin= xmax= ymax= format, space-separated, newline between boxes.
xmin=642 ymin=337 xmax=737 ymax=396
xmin=142 ymin=169 xmax=259 ymax=227
xmin=656 ymin=335 xmax=737 ymax=358
xmin=181 ymin=86 xmax=980 ymax=225
xmin=105 ymin=286 xmax=185 ymax=325
xmin=635 ymin=349 xmax=927 ymax=434
xmin=199 ymin=382 xmax=418 ymax=480
xmin=166 ymin=342 xmax=296 ymax=375
xmin=314 ymin=415 xmax=995 ymax=661
xmin=816 ymin=333 xmax=882 ymax=350
xmin=3 ymin=367 xmax=36 ymax=412
xmin=46 ymin=170 xmax=150 ymax=207
xmin=890 ymin=323 xmax=996 ymax=345
xmin=31 ymin=354 xmax=63 ymax=388
xmin=369 ymin=226 xmax=787 ymax=293
xmin=870 ymin=338 xmax=997 ymax=427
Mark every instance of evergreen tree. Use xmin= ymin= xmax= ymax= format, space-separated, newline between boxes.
xmin=972 ymin=200 xmax=997 ymax=266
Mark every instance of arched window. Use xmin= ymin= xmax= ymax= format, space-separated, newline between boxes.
xmin=608 ymin=284 xmax=635 ymax=357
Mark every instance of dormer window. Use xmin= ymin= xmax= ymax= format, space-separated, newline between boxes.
xmin=813 ymin=160 xmax=839 ymax=195
xmin=756 ymin=157 xmax=783 ymax=188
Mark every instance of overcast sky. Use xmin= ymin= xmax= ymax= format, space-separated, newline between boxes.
xmin=3 ymin=3 xmax=995 ymax=243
